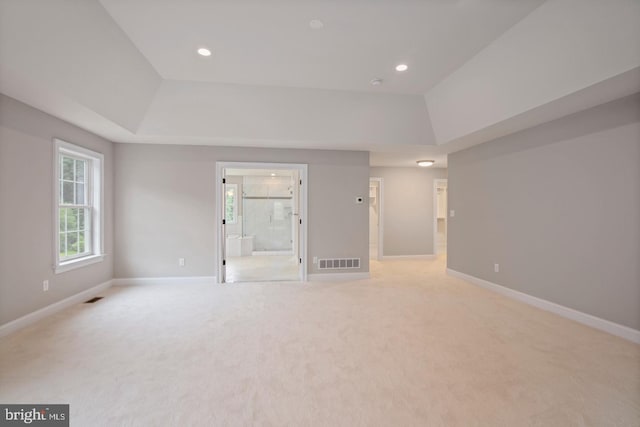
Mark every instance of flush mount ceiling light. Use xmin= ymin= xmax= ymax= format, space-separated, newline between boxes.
xmin=370 ymin=78 xmax=383 ymax=86
xmin=395 ymin=64 xmax=408 ymax=72
xmin=197 ymin=47 xmax=212 ymax=57
xmin=417 ymin=160 xmax=435 ymax=167
xmin=309 ymin=19 xmax=324 ymax=29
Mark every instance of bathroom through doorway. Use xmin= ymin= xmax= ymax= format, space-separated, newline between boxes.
xmin=217 ymin=162 xmax=307 ymax=283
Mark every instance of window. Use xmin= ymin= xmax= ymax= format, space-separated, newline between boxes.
xmin=59 ymin=155 xmax=90 ymax=260
xmin=54 ymin=139 xmax=104 ymax=273
xmin=225 ymin=183 xmax=238 ymax=224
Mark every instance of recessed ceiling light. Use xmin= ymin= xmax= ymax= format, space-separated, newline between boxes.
xmin=271 ymin=173 xmax=276 ymax=176
xmin=197 ymin=47 xmax=212 ymax=57
xmin=370 ymin=78 xmax=383 ymax=86
xmin=395 ymin=64 xmax=408 ymax=72
xmin=309 ymin=19 xmax=324 ymax=30
xmin=417 ymin=160 xmax=435 ymax=167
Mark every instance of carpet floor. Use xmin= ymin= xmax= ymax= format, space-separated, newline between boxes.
xmin=1 ymin=257 xmax=639 ymax=426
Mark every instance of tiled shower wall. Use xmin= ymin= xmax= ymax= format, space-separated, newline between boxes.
xmin=242 ymin=175 xmax=295 ymax=252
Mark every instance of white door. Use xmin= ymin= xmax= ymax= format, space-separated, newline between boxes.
xmin=220 ymin=168 xmax=228 ymax=283
xmin=369 ymin=178 xmax=383 ymax=260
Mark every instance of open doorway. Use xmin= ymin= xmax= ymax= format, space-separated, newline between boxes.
xmin=216 ymin=163 xmax=307 ymax=283
xmin=433 ymin=179 xmax=447 ymax=255
xmin=369 ymin=178 xmax=383 ymax=260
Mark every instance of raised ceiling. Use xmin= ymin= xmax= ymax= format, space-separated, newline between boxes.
xmin=99 ymin=0 xmax=543 ymax=94
xmin=1 ymin=0 xmax=639 ymax=168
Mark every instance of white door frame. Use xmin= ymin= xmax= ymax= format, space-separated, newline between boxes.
xmin=370 ymin=177 xmax=384 ymax=260
xmin=433 ymin=179 xmax=448 ymax=255
xmin=215 ymin=161 xmax=308 ymax=283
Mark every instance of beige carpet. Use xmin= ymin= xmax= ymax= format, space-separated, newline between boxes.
xmin=1 ymin=257 xmax=639 ymax=426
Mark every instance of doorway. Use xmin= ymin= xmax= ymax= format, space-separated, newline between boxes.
xmin=433 ymin=179 xmax=448 ymax=255
xmin=216 ymin=162 xmax=308 ymax=283
xmin=369 ymin=178 xmax=383 ymax=260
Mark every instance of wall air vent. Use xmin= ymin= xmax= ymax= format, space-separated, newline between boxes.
xmin=318 ymin=258 xmax=360 ymax=270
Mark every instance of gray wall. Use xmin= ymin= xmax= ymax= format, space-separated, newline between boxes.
xmin=370 ymin=167 xmax=447 ymax=257
xmin=448 ymin=94 xmax=640 ymax=330
xmin=0 ymin=95 xmax=114 ymax=325
xmin=114 ymin=144 xmax=369 ymax=278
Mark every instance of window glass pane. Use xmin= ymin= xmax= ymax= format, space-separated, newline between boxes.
xmin=82 ymin=208 xmax=91 ymax=255
xmin=66 ymin=208 xmax=79 ymax=232
xmin=59 ymin=232 xmax=66 ymax=258
xmin=67 ymin=232 xmax=78 ymax=256
xmin=59 ymin=208 xmax=67 ymax=232
xmin=225 ymin=186 xmax=236 ymax=222
xmin=59 ymin=207 xmax=90 ymax=259
xmin=78 ymin=230 xmax=86 ymax=254
xmin=62 ymin=156 xmax=74 ymax=180
xmin=78 ymin=208 xmax=85 ymax=231
xmin=75 ymin=159 xmax=85 ymax=182
xmin=76 ymin=183 xmax=85 ymax=204
xmin=62 ymin=182 xmax=74 ymax=204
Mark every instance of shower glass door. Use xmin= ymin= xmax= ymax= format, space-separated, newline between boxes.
xmin=243 ymin=176 xmax=293 ymax=254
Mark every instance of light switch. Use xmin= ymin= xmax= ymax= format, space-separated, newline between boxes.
xmin=450 ymin=210 xmax=455 ymax=217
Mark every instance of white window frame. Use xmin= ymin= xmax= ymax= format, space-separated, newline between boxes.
xmin=224 ymin=183 xmax=238 ymax=224
xmin=53 ymin=139 xmax=105 ymax=274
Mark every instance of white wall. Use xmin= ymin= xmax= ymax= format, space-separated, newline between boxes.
xmin=138 ymin=80 xmax=436 ymax=148
xmin=0 ymin=0 xmax=161 ymax=133
xmin=0 ymin=94 xmax=114 ymax=325
xmin=114 ymin=144 xmax=370 ymax=278
xmin=425 ymin=0 xmax=640 ymax=145
xmin=370 ymin=167 xmax=447 ymax=257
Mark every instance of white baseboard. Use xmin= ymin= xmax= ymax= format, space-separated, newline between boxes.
xmin=0 ymin=280 xmax=113 ymax=338
xmin=382 ymin=254 xmax=436 ymax=260
xmin=447 ymin=268 xmax=640 ymax=344
xmin=112 ymin=276 xmax=217 ymax=286
xmin=308 ymin=272 xmax=370 ymax=282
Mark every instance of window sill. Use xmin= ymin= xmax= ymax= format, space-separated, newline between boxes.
xmin=55 ymin=254 xmax=105 ymax=274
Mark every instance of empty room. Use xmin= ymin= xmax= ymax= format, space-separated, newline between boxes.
xmin=1 ymin=0 xmax=639 ymax=425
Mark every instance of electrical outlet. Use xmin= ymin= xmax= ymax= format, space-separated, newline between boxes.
xmin=179 ymin=258 xmax=185 ymax=267
xmin=43 ymin=280 xmax=49 ymax=292
xmin=313 ymin=256 xmax=318 ymax=264
xmin=494 ymin=263 xmax=500 ymax=273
